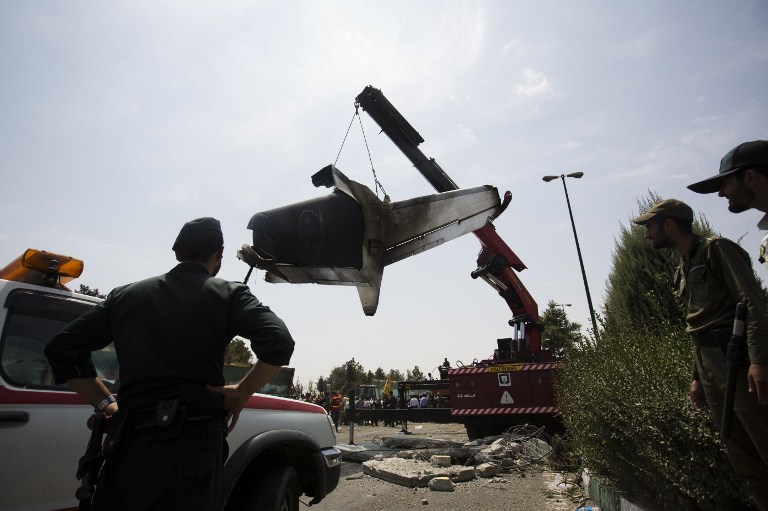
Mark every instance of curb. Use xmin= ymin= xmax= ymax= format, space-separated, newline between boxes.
xmin=582 ymin=470 xmax=657 ymax=511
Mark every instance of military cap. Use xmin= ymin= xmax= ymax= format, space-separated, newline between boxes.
xmin=632 ymin=199 xmax=693 ymax=225
xmin=688 ymin=140 xmax=768 ymax=194
xmin=172 ymin=217 xmax=224 ymax=251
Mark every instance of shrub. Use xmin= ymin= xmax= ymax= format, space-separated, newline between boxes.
xmin=556 ymin=322 xmax=749 ymax=509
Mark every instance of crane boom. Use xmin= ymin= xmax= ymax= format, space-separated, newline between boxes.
xmin=355 ymin=86 xmax=541 ymax=350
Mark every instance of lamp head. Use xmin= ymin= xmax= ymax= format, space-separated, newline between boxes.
xmin=566 ymin=172 xmax=584 ymax=179
xmin=542 ymin=175 xmax=560 ymax=182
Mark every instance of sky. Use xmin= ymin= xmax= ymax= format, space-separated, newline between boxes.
xmin=1 ymin=1 xmax=767 ymax=388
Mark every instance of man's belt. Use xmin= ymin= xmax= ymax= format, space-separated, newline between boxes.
xmin=129 ymin=392 xmax=227 ymax=431
xmin=691 ymin=328 xmax=731 ymax=348
xmin=133 ymin=412 xmax=226 ymax=430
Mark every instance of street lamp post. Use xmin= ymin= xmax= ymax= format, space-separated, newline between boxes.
xmin=543 ymin=172 xmax=599 ymax=339
xmin=555 ymin=303 xmax=572 ymax=313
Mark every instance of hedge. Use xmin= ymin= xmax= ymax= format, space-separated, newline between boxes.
xmin=556 ymin=322 xmax=749 ymax=510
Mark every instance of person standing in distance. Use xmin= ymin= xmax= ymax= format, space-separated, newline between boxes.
xmin=687 ymin=140 xmax=768 ymax=271
xmin=632 ymin=200 xmax=768 ymax=510
xmin=45 ymin=217 xmax=295 ymax=511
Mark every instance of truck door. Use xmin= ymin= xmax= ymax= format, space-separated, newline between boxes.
xmin=0 ymin=288 xmax=117 ymax=511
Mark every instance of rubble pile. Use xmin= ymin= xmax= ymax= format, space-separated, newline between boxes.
xmin=342 ymin=425 xmax=555 ymax=491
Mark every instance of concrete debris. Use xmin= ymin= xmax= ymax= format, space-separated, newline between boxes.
xmin=381 ymin=437 xmax=464 ymax=450
xmin=344 ymin=426 xmax=556 ymax=489
xmin=476 ymin=462 xmax=501 ymax=478
xmin=428 ymin=477 xmax=456 ymax=492
xmin=395 ymin=447 xmax=479 ymax=465
xmin=430 ymin=455 xmax=451 ymax=467
xmin=336 ymin=442 xmax=400 ymax=463
xmin=362 ymin=458 xmax=475 ymax=488
xmin=487 ymin=439 xmax=508 ymax=456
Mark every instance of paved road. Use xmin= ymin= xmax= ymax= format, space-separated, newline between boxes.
xmin=306 ymin=422 xmax=585 ymax=511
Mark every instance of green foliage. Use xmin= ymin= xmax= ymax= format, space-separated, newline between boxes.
xmin=406 ymin=365 xmax=425 ymax=381
xmin=558 ymin=191 xmax=750 ymax=509
xmin=316 ymin=363 xmax=425 ymax=397
xmin=76 ymin=284 xmax=106 ymax=299
xmin=604 ymin=192 xmax=767 ymax=334
xmin=316 ymin=376 xmax=327 ymax=394
xmin=326 ymin=358 xmax=366 ymax=395
xmin=602 ymin=193 xmax=708 ymax=335
xmin=224 ymin=338 xmax=253 ymax=365
xmin=557 ymin=323 xmax=749 ymax=509
xmin=540 ymin=300 xmax=583 ymax=360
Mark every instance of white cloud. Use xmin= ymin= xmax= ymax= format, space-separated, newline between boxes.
xmin=513 ymin=69 xmax=554 ymax=97
xmin=502 ymin=37 xmax=522 ymax=55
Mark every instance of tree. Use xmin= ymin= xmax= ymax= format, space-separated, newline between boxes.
xmin=540 ymin=301 xmax=582 ymax=359
xmin=76 ymin=284 xmax=106 ymax=299
xmin=374 ymin=367 xmax=386 ymax=380
xmin=224 ymin=338 xmax=252 ymax=365
xmin=316 ymin=376 xmax=327 ymax=394
xmin=556 ymin=192 xmax=753 ymax=509
xmin=406 ymin=365 xmax=424 ymax=381
xmin=603 ymin=192 xmax=715 ymax=334
xmin=387 ymin=369 xmax=404 ymax=382
xmin=326 ymin=358 xmax=366 ymax=395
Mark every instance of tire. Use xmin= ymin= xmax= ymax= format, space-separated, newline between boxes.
xmin=465 ymin=424 xmax=481 ymax=440
xmin=245 ymin=463 xmax=300 ymax=511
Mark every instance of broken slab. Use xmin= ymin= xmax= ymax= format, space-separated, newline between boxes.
xmin=380 ymin=436 xmax=465 ymax=450
xmin=430 ymin=455 xmax=451 ymax=467
xmin=395 ymin=447 xmax=481 ymax=465
xmin=336 ymin=442 xmax=400 ymax=463
xmin=476 ymin=462 xmax=501 ymax=478
xmin=362 ymin=457 xmax=476 ymax=487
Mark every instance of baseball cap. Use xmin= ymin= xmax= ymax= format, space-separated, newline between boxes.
xmin=631 ymin=199 xmax=693 ymax=225
xmin=687 ymin=140 xmax=768 ymax=194
xmin=172 ymin=217 xmax=224 ymax=251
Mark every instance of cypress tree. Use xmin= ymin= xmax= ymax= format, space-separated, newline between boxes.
xmin=603 ymin=192 xmax=716 ymax=336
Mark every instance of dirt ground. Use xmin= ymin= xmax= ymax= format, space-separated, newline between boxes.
xmin=303 ymin=422 xmax=588 ymax=511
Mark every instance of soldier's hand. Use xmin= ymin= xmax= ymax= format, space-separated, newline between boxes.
xmin=690 ymin=380 xmax=707 ymax=411
xmin=747 ymin=364 xmax=768 ymax=405
xmin=207 ymin=384 xmax=251 ymax=432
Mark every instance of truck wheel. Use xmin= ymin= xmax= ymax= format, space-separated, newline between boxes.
xmin=465 ymin=424 xmax=481 ymax=440
xmin=244 ymin=463 xmax=300 ymax=511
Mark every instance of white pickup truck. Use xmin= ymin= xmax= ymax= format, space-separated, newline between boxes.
xmin=0 ymin=248 xmax=341 ymax=511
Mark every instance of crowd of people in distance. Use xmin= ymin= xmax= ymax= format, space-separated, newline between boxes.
xmin=295 ymin=389 xmax=445 ymax=431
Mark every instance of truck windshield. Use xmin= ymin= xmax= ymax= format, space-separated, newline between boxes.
xmin=0 ymin=289 xmax=119 ymax=392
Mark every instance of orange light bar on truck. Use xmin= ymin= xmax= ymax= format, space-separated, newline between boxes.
xmin=0 ymin=249 xmax=84 ymax=287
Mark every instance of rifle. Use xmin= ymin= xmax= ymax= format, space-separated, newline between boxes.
xmin=75 ymin=413 xmax=109 ymax=510
xmin=721 ymin=302 xmax=747 ymax=441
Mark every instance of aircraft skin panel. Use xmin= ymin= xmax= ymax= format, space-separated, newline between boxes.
xmin=382 ymin=186 xmax=500 ymax=265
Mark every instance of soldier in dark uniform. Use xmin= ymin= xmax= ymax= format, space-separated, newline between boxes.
xmin=632 ymin=199 xmax=768 ymax=510
xmin=45 ymin=217 xmax=295 ymax=511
